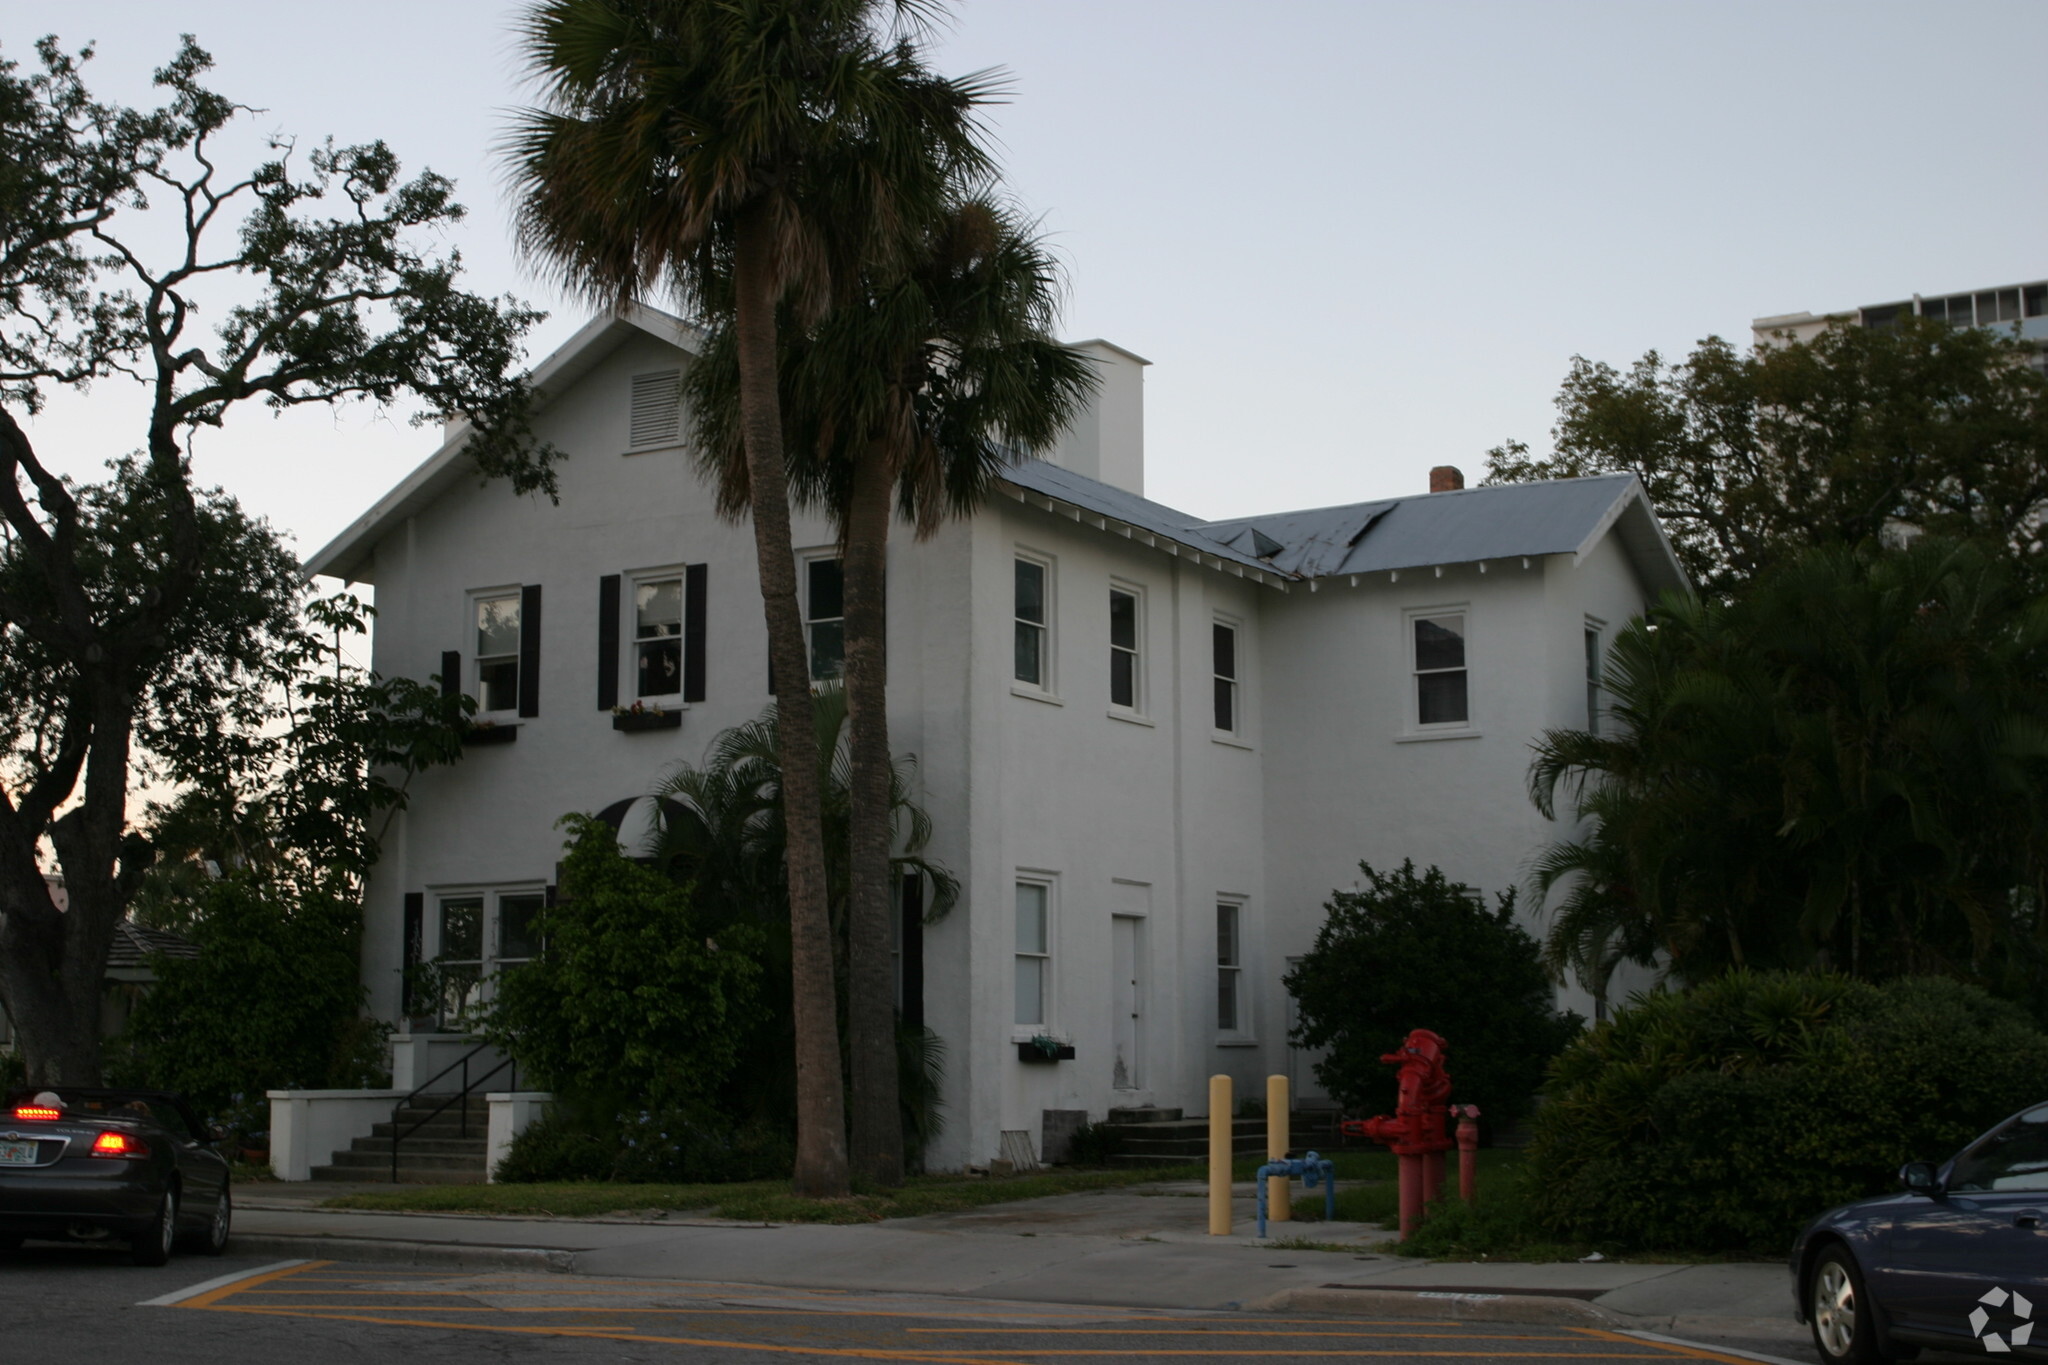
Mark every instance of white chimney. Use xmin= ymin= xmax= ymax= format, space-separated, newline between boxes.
xmin=1044 ymin=339 xmax=1149 ymax=496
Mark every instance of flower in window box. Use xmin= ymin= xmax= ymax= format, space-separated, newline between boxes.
xmin=1019 ymin=1033 xmax=1075 ymax=1062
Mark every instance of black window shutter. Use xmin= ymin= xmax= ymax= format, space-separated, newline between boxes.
xmin=597 ymin=575 xmax=621 ymax=711
xmin=518 ymin=583 xmax=542 ymax=718
xmin=683 ymin=564 xmax=708 ymax=703
xmin=900 ymin=873 xmax=925 ymax=1031
xmin=439 ymin=650 xmax=461 ymax=700
xmin=402 ymin=892 xmax=424 ymax=1017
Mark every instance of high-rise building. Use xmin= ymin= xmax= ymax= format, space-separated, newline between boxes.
xmin=1755 ymin=278 xmax=2048 ymax=372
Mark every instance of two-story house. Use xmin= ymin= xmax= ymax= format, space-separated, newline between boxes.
xmin=307 ymin=304 xmax=1686 ymax=1172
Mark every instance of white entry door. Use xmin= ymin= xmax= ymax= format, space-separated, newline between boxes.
xmin=1112 ymin=915 xmax=1143 ymax=1091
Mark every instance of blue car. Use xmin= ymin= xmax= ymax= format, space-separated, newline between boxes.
xmin=1792 ymin=1102 xmax=2048 ymax=1363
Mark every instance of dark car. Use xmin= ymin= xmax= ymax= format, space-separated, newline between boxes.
xmin=0 ymin=1087 xmax=232 ymax=1265
xmin=1793 ymin=1101 xmax=2048 ymax=1363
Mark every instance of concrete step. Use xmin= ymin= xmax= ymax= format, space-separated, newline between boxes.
xmin=372 ymin=1121 xmax=491 ymax=1146
xmin=347 ymin=1135 xmax=489 ymax=1156
xmin=1116 ymin=1134 xmax=1267 ymax=1158
xmin=369 ymin=1119 xmax=490 ymax=1141
xmin=1105 ymin=1106 xmax=1183 ymax=1125
xmin=321 ymin=1148 xmax=488 ymax=1173
xmin=310 ymin=1164 xmax=488 ymax=1185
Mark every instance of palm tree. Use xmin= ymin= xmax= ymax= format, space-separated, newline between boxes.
xmin=687 ymin=195 xmax=1095 ymax=1182
xmin=504 ymin=0 xmax=992 ymax=1195
xmin=1528 ymin=539 xmax=2048 ymax=998
xmin=646 ymin=685 xmax=960 ymax=1155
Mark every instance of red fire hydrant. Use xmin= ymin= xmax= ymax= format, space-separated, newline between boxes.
xmin=1339 ymin=1028 xmax=1454 ymax=1241
xmin=1453 ymin=1103 xmax=1481 ymax=1204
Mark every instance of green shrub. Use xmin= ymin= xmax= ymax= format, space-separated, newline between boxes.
xmin=110 ymin=876 xmax=388 ymax=1114
xmin=480 ymin=816 xmax=769 ymax=1115
xmin=1528 ymin=971 xmax=2048 ymax=1252
xmin=494 ymin=1104 xmax=794 ymax=1184
xmin=1063 ymin=1120 xmax=1126 ymax=1166
xmin=1284 ymin=860 xmax=1581 ymax=1136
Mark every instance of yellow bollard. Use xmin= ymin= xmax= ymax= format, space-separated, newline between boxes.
xmin=1208 ymin=1074 xmax=1232 ymax=1235
xmin=1266 ymin=1074 xmax=1291 ymax=1223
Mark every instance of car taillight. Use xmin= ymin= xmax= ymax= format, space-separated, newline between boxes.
xmin=90 ymin=1130 xmax=150 ymax=1158
xmin=10 ymin=1106 xmax=61 ymax=1121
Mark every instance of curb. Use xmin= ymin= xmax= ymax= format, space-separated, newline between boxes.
xmin=226 ymin=1234 xmax=581 ymax=1273
xmin=1260 ymin=1287 xmax=1618 ymax=1326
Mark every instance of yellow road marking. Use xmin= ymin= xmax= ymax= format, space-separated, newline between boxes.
xmin=908 ymin=1330 xmax=1566 ymax=1339
xmin=202 ymin=1303 xmax=1036 ymax=1365
xmin=176 ymin=1259 xmax=330 ymax=1309
xmin=1564 ymin=1326 xmax=1782 ymax=1365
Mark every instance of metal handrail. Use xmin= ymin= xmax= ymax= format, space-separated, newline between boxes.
xmin=389 ymin=1038 xmax=519 ymax=1182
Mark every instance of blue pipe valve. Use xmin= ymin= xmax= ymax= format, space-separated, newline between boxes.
xmin=1255 ymin=1150 xmax=1336 ymax=1238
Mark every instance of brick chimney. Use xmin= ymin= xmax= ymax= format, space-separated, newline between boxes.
xmin=1430 ymin=465 xmax=1465 ymax=493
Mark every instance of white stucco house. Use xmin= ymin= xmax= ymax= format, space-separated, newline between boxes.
xmin=306 ymin=304 xmax=1687 ymax=1173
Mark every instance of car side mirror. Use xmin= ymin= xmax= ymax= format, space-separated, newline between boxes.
xmin=1899 ymin=1160 xmax=1942 ymax=1195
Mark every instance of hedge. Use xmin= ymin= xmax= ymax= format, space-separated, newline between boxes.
xmin=1527 ymin=971 xmax=2048 ymax=1252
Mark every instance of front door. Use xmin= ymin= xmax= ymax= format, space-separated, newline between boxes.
xmin=1111 ymin=915 xmax=1142 ymax=1091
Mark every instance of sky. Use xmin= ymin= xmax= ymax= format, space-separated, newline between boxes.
xmin=14 ymin=1 xmax=2048 ymax=570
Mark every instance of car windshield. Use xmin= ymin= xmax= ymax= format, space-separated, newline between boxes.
xmin=1949 ymin=1105 xmax=2048 ymax=1193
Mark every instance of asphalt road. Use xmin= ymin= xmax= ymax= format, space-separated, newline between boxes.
xmin=1 ymin=1244 xmax=1835 ymax=1365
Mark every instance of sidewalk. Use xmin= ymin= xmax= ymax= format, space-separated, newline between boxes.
xmin=230 ymin=1180 xmax=1807 ymax=1357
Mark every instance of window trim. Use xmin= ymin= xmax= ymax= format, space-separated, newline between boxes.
xmin=1011 ymin=872 xmax=1057 ymax=1038
xmin=469 ymin=587 xmax=523 ymax=721
xmin=1215 ymin=896 xmax=1252 ymax=1043
xmin=1583 ymin=616 xmax=1606 ymax=736
xmin=1211 ymin=615 xmax=1242 ymax=738
xmin=428 ymin=883 xmax=547 ymax=1029
xmin=625 ymin=565 xmax=689 ymax=705
xmin=1108 ymin=580 xmax=1145 ymax=716
xmin=1405 ymin=603 xmax=1473 ymax=733
xmin=1012 ymin=550 xmax=1056 ymax=697
xmin=800 ymin=550 xmax=845 ymax=683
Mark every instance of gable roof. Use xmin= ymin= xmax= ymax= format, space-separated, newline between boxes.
xmin=305 ymin=303 xmax=702 ymax=585
xmin=106 ymin=920 xmax=200 ymax=972
xmin=304 ymin=300 xmax=1687 ymax=600
xmin=1000 ymin=462 xmax=1689 ymax=595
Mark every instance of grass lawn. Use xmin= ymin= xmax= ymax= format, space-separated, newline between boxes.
xmin=321 ymin=1163 xmax=1202 ymax=1225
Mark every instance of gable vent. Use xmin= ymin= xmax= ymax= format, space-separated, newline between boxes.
xmin=629 ymin=370 xmax=682 ymax=450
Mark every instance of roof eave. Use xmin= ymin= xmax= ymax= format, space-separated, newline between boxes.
xmin=996 ymin=479 xmax=1293 ymax=591
xmin=1571 ymin=478 xmax=1691 ymax=596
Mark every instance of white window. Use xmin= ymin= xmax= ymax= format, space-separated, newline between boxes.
xmin=628 ymin=370 xmax=682 ymax=450
xmin=1109 ymin=585 xmax=1141 ymax=710
xmin=1014 ymin=880 xmax=1050 ymax=1027
xmin=434 ymin=889 xmax=544 ymax=1028
xmin=633 ymin=574 xmax=684 ymax=699
xmin=1583 ymin=620 xmax=1604 ymax=735
xmin=805 ymin=557 xmax=844 ymax=681
xmin=1216 ymin=901 xmax=1244 ymax=1034
xmin=1014 ymin=556 xmax=1050 ymax=689
xmin=474 ymin=592 xmax=521 ymax=715
xmin=1411 ymin=610 xmax=1469 ymax=727
xmin=1213 ymin=620 xmax=1239 ymax=733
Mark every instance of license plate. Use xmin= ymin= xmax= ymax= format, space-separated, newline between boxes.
xmin=0 ymin=1140 xmax=38 ymax=1166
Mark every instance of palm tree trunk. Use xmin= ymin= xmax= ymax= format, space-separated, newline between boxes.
xmin=733 ymin=204 xmax=849 ymax=1198
xmin=842 ymin=439 xmax=903 ymax=1186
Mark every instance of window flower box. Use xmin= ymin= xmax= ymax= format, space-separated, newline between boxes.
xmin=462 ymin=722 xmax=518 ymax=746
xmin=1018 ymin=1036 xmax=1075 ymax=1063
xmin=612 ymin=709 xmax=680 ymax=732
